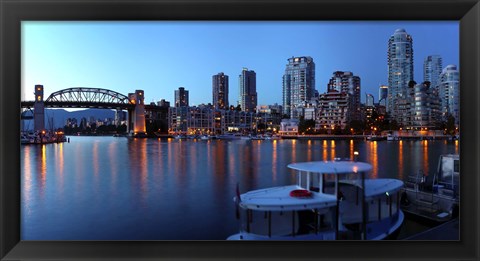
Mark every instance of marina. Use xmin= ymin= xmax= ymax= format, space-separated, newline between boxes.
xmin=21 ymin=130 xmax=67 ymax=145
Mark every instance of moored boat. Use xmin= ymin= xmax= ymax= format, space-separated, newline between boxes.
xmin=200 ymin=135 xmax=212 ymax=140
xmin=386 ymin=134 xmax=399 ymax=141
xmin=400 ymin=154 xmax=459 ymax=225
xmin=217 ymin=133 xmax=243 ymax=140
xmin=227 ymin=160 xmax=404 ymax=240
xmin=367 ymin=134 xmax=385 ymax=141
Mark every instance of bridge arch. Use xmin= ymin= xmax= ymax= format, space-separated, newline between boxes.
xmin=45 ymin=87 xmax=132 ymax=105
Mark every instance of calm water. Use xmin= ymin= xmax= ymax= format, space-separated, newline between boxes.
xmin=21 ymin=137 xmax=458 ymax=240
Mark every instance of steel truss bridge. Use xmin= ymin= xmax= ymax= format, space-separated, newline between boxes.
xmin=20 ymin=87 xmax=167 ymax=133
xmin=21 ymin=87 xmax=135 ymax=109
xmin=20 ymin=87 xmax=162 ymax=111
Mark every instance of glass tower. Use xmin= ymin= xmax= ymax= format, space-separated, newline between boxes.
xmin=424 ymin=55 xmax=443 ymax=90
xmin=282 ymin=56 xmax=315 ymax=119
xmin=387 ymin=28 xmax=414 ymax=121
xmin=439 ymin=64 xmax=460 ymax=125
xmin=378 ymin=85 xmax=388 ymax=107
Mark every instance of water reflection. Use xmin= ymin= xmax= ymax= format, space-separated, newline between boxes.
xmin=39 ymin=145 xmax=47 ymax=197
xmin=108 ymin=142 xmax=118 ymax=193
xmin=272 ymin=140 xmax=278 ymax=181
xmin=291 ymin=139 xmax=296 ymax=162
xmin=398 ymin=141 xmax=404 ymax=180
xmin=22 ymin=145 xmax=32 ymax=217
xmin=349 ymin=140 xmax=354 ymax=160
xmin=322 ymin=140 xmax=328 ymax=161
xmin=330 ymin=140 xmax=336 ymax=160
xmin=92 ymin=141 xmax=99 ymax=178
xmin=422 ymin=140 xmax=429 ymax=174
xmin=21 ymin=137 xmax=457 ymax=240
xmin=56 ymin=143 xmax=65 ymax=199
xmin=368 ymin=141 xmax=378 ymax=178
xmin=139 ymin=139 xmax=148 ymax=204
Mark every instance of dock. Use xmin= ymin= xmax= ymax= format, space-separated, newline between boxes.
xmin=405 ymin=218 xmax=459 ymax=240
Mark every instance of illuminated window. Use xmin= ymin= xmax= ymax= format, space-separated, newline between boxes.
xmin=37 ymin=96 xmax=41 ymax=101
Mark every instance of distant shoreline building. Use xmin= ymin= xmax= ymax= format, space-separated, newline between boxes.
xmin=439 ymin=64 xmax=460 ymax=125
xmin=412 ymin=81 xmax=442 ymax=130
xmin=213 ymin=72 xmax=229 ymax=110
xmin=282 ymin=56 xmax=315 ymax=119
xmin=327 ymin=71 xmax=361 ymax=122
xmin=174 ymin=87 xmax=189 ymax=107
xmin=315 ymin=90 xmax=349 ymax=131
xmin=424 ymin=55 xmax=443 ymax=91
xmin=378 ymin=85 xmax=388 ymax=107
xmin=238 ymin=68 xmax=257 ymax=112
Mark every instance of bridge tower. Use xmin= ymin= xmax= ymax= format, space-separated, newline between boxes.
xmin=127 ymin=90 xmax=146 ymax=135
xmin=33 ymin=85 xmax=45 ymax=132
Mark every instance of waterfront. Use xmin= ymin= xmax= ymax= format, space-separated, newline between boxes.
xmin=21 ymin=136 xmax=458 ymax=240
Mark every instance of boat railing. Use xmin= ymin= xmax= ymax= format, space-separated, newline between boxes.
xmin=405 ymin=170 xmax=440 ymax=213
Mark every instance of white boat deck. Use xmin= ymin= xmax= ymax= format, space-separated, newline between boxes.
xmin=239 ymin=185 xmax=337 ymax=211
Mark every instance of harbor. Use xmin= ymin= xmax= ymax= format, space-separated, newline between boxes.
xmin=21 ymin=130 xmax=68 ymax=145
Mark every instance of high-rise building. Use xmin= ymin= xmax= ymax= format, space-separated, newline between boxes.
xmin=238 ymin=68 xmax=257 ymax=112
xmin=439 ymin=64 xmax=460 ymax=125
xmin=388 ymin=28 xmax=414 ymax=122
xmin=212 ymin=72 xmax=229 ymax=110
xmin=174 ymin=87 xmax=189 ymax=107
xmin=282 ymin=56 xmax=315 ymax=119
xmin=412 ymin=81 xmax=442 ymax=129
xmin=378 ymin=85 xmax=388 ymax=107
xmin=316 ymin=90 xmax=349 ymax=131
xmin=424 ymin=55 xmax=443 ymax=90
xmin=327 ymin=71 xmax=361 ymax=122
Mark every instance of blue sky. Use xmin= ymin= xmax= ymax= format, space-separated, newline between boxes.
xmin=21 ymin=21 xmax=458 ymax=106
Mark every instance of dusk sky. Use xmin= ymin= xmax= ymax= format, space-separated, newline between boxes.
xmin=21 ymin=21 xmax=459 ymax=107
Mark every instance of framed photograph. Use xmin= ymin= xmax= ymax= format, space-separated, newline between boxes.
xmin=1 ymin=0 xmax=478 ymax=260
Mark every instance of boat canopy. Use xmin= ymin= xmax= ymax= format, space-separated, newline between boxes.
xmin=287 ymin=161 xmax=372 ymax=174
xmin=339 ymin=179 xmax=404 ymax=198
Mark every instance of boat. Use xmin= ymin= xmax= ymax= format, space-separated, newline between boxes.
xmin=400 ymin=154 xmax=459 ymax=225
xmin=20 ymin=135 xmax=31 ymax=144
xmin=386 ymin=134 xmax=399 ymax=141
xmin=200 ymin=135 xmax=212 ymax=140
xmin=367 ymin=134 xmax=385 ymax=141
xmin=227 ymin=160 xmax=404 ymax=240
xmin=217 ymin=133 xmax=243 ymax=140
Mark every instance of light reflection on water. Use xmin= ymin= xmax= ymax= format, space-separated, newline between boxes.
xmin=21 ymin=136 xmax=457 ymax=240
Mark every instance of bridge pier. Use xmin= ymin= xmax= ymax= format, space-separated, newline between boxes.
xmin=127 ymin=90 xmax=146 ymax=136
xmin=33 ymin=85 xmax=45 ymax=132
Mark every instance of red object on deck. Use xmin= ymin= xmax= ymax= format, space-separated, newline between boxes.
xmin=289 ymin=189 xmax=313 ymax=198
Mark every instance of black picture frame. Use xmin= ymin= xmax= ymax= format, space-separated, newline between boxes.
xmin=1 ymin=0 xmax=478 ymax=260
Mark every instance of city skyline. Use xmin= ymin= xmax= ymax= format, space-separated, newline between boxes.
xmin=22 ymin=21 xmax=458 ymax=107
